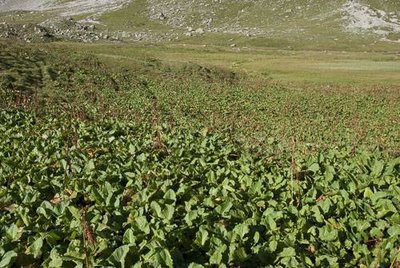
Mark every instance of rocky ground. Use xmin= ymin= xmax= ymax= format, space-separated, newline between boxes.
xmin=0 ymin=18 xmax=178 ymax=43
xmin=0 ymin=0 xmax=129 ymax=15
xmin=0 ymin=0 xmax=399 ymax=44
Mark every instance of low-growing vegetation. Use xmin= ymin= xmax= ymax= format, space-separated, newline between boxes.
xmin=0 ymin=110 xmax=399 ymax=267
xmin=1 ymin=41 xmax=399 ymax=152
xmin=0 ymin=41 xmax=400 ymax=267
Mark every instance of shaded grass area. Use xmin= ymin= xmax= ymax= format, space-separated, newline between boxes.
xmin=0 ymin=40 xmax=399 ymax=153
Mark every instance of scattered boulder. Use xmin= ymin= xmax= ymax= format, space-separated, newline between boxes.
xmin=195 ymin=28 xmax=204 ymax=34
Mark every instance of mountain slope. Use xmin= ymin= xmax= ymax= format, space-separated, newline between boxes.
xmin=139 ymin=0 xmax=400 ymax=40
xmin=0 ymin=0 xmax=130 ymax=15
xmin=0 ymin=0 xmax=400 ymax=47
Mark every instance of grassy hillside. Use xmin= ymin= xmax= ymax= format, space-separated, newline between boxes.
xmin=1 ymin=0 xmax=400 ymax=49
xmin=99 ymin=0 xmax=400 ymax=49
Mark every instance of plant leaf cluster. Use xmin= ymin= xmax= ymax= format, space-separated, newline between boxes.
xmin=0 ymin=111 xmax=399 ymax=267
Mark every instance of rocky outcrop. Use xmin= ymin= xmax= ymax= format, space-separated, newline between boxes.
xmin=0 ymin=17 xmax=178 ymax=43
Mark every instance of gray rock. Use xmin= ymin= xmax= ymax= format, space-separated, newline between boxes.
xmin=195 ymin=28 xmax=204 ymax=34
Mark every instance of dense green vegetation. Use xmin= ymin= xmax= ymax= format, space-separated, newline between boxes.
xmin=0 ymin=41 xmax=400 ymax=267
xmin=1 ymin=41 xmax=399 ymax=152
xmin=0 ymin=110 xmax=399 ymax=267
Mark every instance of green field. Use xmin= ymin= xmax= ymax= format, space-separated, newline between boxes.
xmin=0 ymin=35 xmax=400 ymax=267
xmin=1 ymin=40 xmax=399 ymax=150
xmin=45 ymin=42 xmax=400 ymax=86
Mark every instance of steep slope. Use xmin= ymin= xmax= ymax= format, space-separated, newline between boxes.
xmin=141 ymin=0 xmax=400 ymax=40
xmin=1 ymin=0 xmax=400 ymax=47
xmin=0 ymin=0 xmax=48 ymax=11
xmin=0 ymin=0 xmax=130 ymax=16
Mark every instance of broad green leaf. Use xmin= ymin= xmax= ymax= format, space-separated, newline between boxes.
xmin=108 ymin=245 xmax=130 ymax=268
xmin=233 ymin=223 xmax=249 ymax=239
xmin=85 ymin=160 xmax=95 ymax=173
xmin=49 ymin=249 xmax=63 ymax=267
xmin=163 ymin=189 xmax=176 ymax=202
xmin=123 ymin=229 xmax=136 ymax=245
xmin=370 ymin=192 xmax=388 ymax=203
xmin=311 ymin=206 xmax=324 ymax=223
xmin=46 ymin=230 xmax=62 ymax=244
xmin=363 ymin=187 xmax=374 ymax=199
xmin=308 ymin=163 xmax=320 ymax=173
xmin=132 ymin=262 xmax=143 ymax=268
xmin=279 ymin=247 xmax=296 ymax=258
xmin=371 ymin=160 xmax=384 ymax=177
xmin=26 ymin=237 xmax=43 ymax=258
xmin=196 ymin=226 xmax=209 ymax=246
xmin=265 ymin=215 xmax=277 ymax=230
xmin=370 ymin=227 xmax=382 ymax=238
xmin=388 ymin=225 xmax=400 ymax=237
xmin=129 ymin=144 xmax=135 ymax=154
xmin=269 ymin=240 xmax=278 ymax=253
xmin=215 ymin=201 xmax=233 ymax=215
xmin=161 ymin=204 xmax=175 ymax=221
xmin=319 ymin=198 xmax=332 ymax=214
xmin=6 ymin=224 xmax=19 ymax=241
xmin=135 ymin=216 xmax=150 ymax=234
xmin=151 ymin=201 xmax=162 ymax=218
xmin=60 ymin=159 xmax=67 ymax=170
xmin=210 ymin=244 xmax=227 ymax=265
xmin=136 ymin=153 xmax=147 ymax=162
xmin=157 ymin=249 xmax=173 ymax=268
xmin=0 ymin=251 xmax=17 ymax=268
xmin=184 ymin=210 xmax=198 ymax=226
xmin=319 ymin=226 xmax=338 ymax=242
xmin=316 ymin=255 xmax=339 ymax=267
